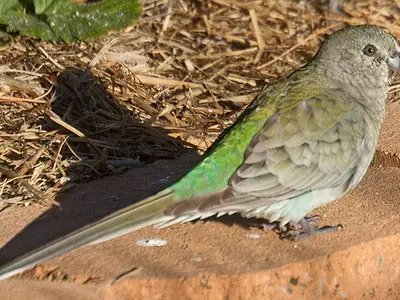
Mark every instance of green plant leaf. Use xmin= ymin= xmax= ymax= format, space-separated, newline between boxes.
xmin=34 ymin=0 xmax=56 ymax=14
xmin=0 ymin=0 xmax=22 ymax=20
xmin=0 ymin=0 xmax=142 ymax=42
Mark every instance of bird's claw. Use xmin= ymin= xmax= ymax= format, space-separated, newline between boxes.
xmin=259 ymin=215 xmax=321 ymax=232
xmin=279 ymin=216 xmax=343 ymax=241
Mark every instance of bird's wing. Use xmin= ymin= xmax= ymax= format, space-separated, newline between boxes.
xmin=166 ymin=72 xmax=365 ymax=218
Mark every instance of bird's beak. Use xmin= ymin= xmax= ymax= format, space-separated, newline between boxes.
xmin=388 ymin=43 xmax=400 ymax=77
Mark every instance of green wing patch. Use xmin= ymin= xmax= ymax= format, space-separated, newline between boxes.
xmin=171 ymin=68 xmax=332 ymax=200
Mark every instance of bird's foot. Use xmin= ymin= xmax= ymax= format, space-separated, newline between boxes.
xmin=258 ymin=215 xmax=320 ymax=231
xmin=279 ymin=216 xmax=343 ymax=241
xmin=242 ymin=215 xmax=342 ymax=240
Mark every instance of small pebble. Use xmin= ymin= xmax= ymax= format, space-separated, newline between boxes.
xmin=151 ymin=177 xmax=170 ymax=185
xmin=246 ymin=233 xmax=261 ymax=239
xmin=136 ymin=238 xmax=168 ymax=247
xmin=191 ymin=257 xmax=202 ymax=262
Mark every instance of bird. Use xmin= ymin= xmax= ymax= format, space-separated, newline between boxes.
xmin=0 ymin=25 xmax=399 ymax=280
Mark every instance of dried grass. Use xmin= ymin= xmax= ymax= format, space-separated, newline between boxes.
xmin=0 ymin=0 xmax=399 ymax=209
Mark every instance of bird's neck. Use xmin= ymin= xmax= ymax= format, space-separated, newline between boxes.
xmin=341 ymin=80 xmax=387 ymax=144
xmin=310 ymin=61 xmax=388 ymax=154
xmin=311 ymin=61 xmax=388 ymax=124
xmin=344 ymin=82 xmax=388 ymax=119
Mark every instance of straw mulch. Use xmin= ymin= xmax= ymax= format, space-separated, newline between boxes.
xmin=0 ymin=0 xmax=399 ymax=210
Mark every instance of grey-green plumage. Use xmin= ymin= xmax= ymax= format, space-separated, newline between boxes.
xmin=0 ymin=25 xmax=399 ymax=280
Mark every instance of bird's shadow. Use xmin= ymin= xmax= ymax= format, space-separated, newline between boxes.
xmin=0 ymin=69 xmax=258 ymax=265
xmin=0 ymin=68 xmax=193 ymax=264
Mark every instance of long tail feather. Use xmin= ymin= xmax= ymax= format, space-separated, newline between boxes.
xmin=0 ymin=189 xmax=175 ymax=280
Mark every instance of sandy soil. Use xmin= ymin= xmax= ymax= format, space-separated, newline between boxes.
xmin=1 ymin=102 xmax=400 ymax=299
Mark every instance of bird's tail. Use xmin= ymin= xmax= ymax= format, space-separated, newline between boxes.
xmin=0 ymin=189 xmax=175 ymax=280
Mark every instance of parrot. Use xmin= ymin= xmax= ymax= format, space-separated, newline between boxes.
xmin=0 ymin=25 xmax=399 ymax=280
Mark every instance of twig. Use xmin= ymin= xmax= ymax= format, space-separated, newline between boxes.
xmin=257 ymin=23 xmax=341 ymax=70
xmin=0 ymin=96 xmax=46 ymax=104
xmin=249 ymin=9 xmax=265 ymax=64
xmin=0 ymin=163 xmax=41 ymax=198
xmin=133 ymin=74 xmax=203 ymax=89
xmin=183 ymin=47 xmax=258 ymax=60
xmin=159 ymin=0 xmax=173 ymax=37
xmin=47 ymin=110 xmax=86 ymax=137
xmin=38 ymin=46 xmax=65 ymax=70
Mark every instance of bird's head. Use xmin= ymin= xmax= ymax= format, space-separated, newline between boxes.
xmin=313 ymin=25 xmax=399 ymax=89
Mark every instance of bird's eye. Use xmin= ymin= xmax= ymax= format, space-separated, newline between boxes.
xmin=389 ymin=49 xmax=399 ymax=58
xmin=362 ymin=44 xmax=377 ymax=56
